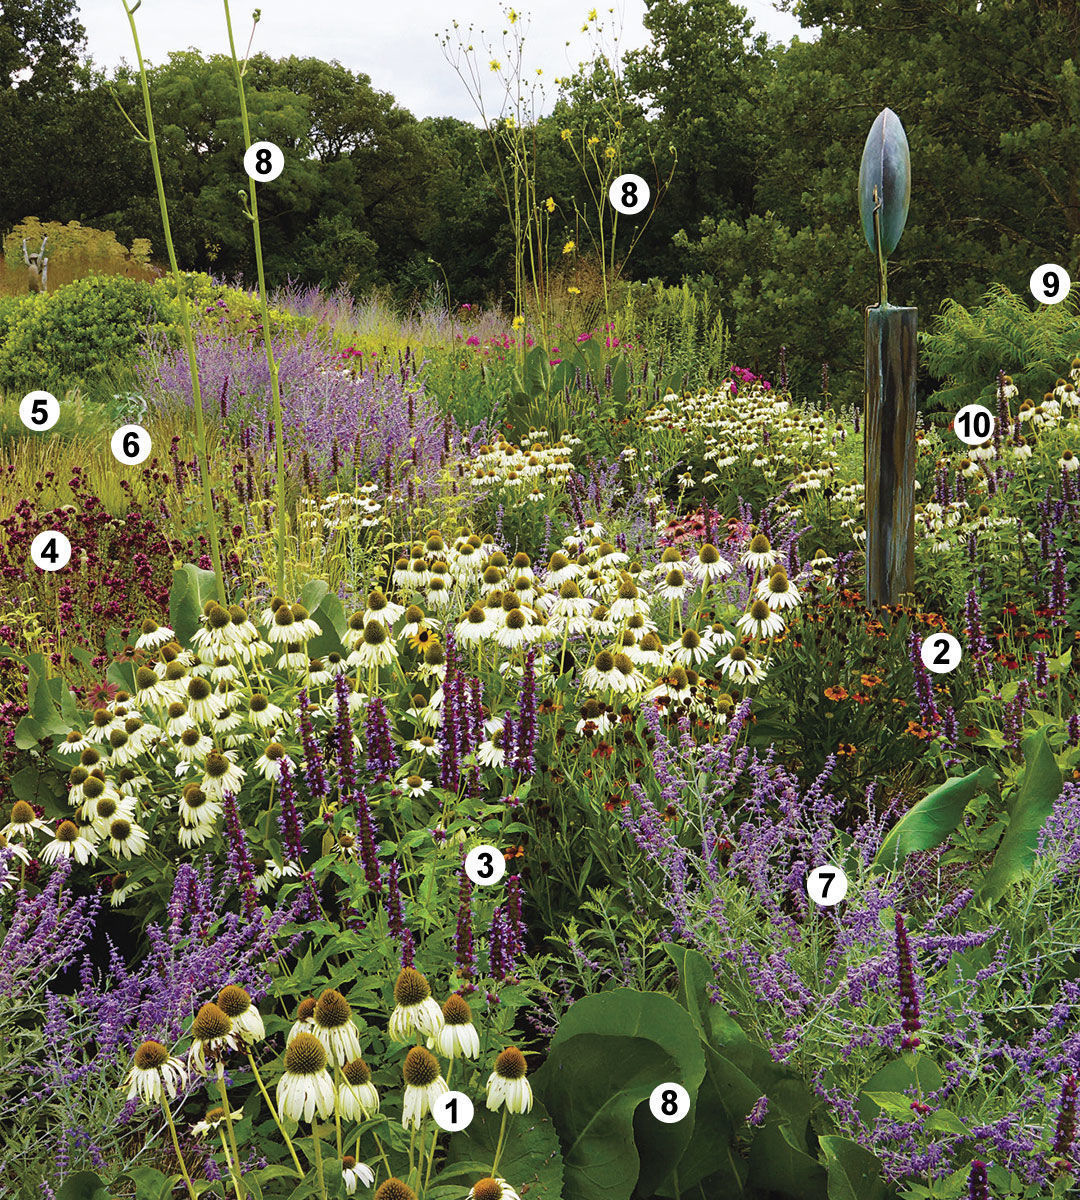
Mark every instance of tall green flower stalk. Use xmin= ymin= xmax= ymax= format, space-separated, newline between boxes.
xmin=119 ymin=0 xmax=227 ymax=605
xmin=223 ymin=3 xmax=289 ymax=596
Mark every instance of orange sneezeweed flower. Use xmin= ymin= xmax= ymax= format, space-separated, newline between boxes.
xmin=836 ymin=743 xmax=857 ymax=756
xmin=906 ymin=720 xmax=933 ymax=739
xmin=860 ymin=674 xmax=882 ymax=687
xmin=824 ymin=685 xmax=849 ymax=701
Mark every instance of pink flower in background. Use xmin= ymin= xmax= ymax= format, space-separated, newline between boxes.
xmin=466 ymin=336 xmax=481 ymax=347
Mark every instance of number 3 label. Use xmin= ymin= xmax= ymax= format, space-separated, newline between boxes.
xmin=465 ymin=844 xmax=506 ymax=886
xmin=807 ymin=864 xmax=848 ymax=907
xmin=1030 ymin=263 xmax=1071 ymax=305
xmin=608 ymin=173 xmax=651 ymax=215
xmin=920 ymin=631 xmax=961 ymax=674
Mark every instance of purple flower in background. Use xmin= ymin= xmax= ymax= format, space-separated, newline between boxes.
xmin=1053 ymin=1073 xmax=1078 ymax=1158
xmin=297 ymin=688 xmax=327 ymax=800
xmin=747 ymin=1095 xmax=769 ymax=1126
xmin=895 ymin=911 xmax=922 ymax=1050
xmin=276 ymin=756 xmax=305 ymax=865
xmin=967 ymin=1159 xmax=989 ymax=1200
xmin=364 ymin=696 xmax=398 ymax=780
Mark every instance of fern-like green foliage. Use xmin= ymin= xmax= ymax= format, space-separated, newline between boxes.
xmin=921 ymin=282 xmax=1080 ymax=419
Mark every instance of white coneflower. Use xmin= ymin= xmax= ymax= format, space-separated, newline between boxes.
xmin=277 ymin=1031 xmax=336 ymax=1123
xmin=201 ymin=749 xmax=245 ymax=800
xmin=183 ymin=676 xmax=221 ymax=724
xmin=176 ymin=726 xmax=213 ymax=762
xmin=388 ymin=967 xmax=445 ymax=1043
xmin=124 ymin=1040 xmax=188 ymax=1104
xmin=405 ymin=735 xmax=442 ymax=758
xmin=105 ymin=727 xmax=139 ymax=769
xmin=468 ymin=1178 xmax=522 ymax=1200
xmin=106 ymin=817 xmax=149 ymax=860
xmin=403 ymin=774 xmax=434 ymax=799
xmin=454 ymin=605 xmax=488 ymax=647
xmin=337 ymin=1058 xmax=380 ymax=1120
xmin=325 ymin=650 xmax=349 ymax=677
xmin=629 ymin=631 xmax=667 ymax=668
xmin=671 ymin=628 xmax=710 ymax=667
xmin=133 ymin=664 xmax=174 ymax=708
xmin=285 ymin=603 xmax=320 ymax=641
xmin=582 ymin=650 xmax=619 ymax=692
xmin=1012 ymin=437 xmax=1032 ymax=460
xmin=41 ymin=820 xmax=96 ymax=865
xmin=56 ymin=729 xmax=93 ymax=756
xmin=211 ymin=658 xmax=243 ymax=684
xmin=593 ymin=541 xmax=629 ymax=567
xmin=547 ymin=578 xmax=594 ymax=622
xmin=178 ymin=816 xmax=215 ymax=848
xmin=1 ymin=800 xmax=48 ymax=841
xmin=246 ymin=693 xmax=287 ymax=731
xmin=496 ymin=608 xmax=531 ymax=651
xmin=312 ymin=988 xmax=364 ymax=1067
xmin=720 ymin=644 xmax=764 ymax=683
xmin=164 ymin=703 xmax=194 ymax=738
xmin=610 ymin=652 xmax=646 ymax=695
xmin=178 ymin=783 xmax=222 ymax=829
xmin=656 ymin=568 xmax=690 ymax=602
xmin=86 ymin=707 xmax=122 ymax=744
xmin=1061 ymin=450 xmax=1079 ymax=472
xmin=694 ymin=543 xmax=732 ymax=581
xmin=363 ymin=589 xmax=405 ymax=628
xmin=288 ymin=997 xmax=318 ymax=1044
xmin=429 ymin=993 xmax=481 ymax=1060
xmin=267 ymin=604 xmax=300 ymax=646
xmin=191 ymin=604 xmax=238 ymax=658
xmin=486 ymin=1046 xmax=533 ymax=1114
xmin=587 ymin=605 xmax=617 ymax=636
xmin=341 ymin=1156 xmax=376 ymax=1195
xmin=135 ymin=618 xmax=176 ymax=652
xmin=609 ymin=577 xmax=649 ymax=621
xmin=575 ymin=699 xmax=612 ymax=735
xmin=544 ymin=551 xmax=579 ymax=586
xmin=191 ymin=1105 xmax=244 ymax=1137
xmin=348 ymin=620 xmax=398 ymax=669
xmin=259 ymin=596 xmax=289 ymax=628
xmin=188 ymin=1002 xmax=239 ymax=1075
xmin=253 ymin=741 xmax=289 ymax=781
xmin=476 ymin=728 xmax=509 ymax=769
xmin=757 ymin=571 xmax=802 ymax=611
xmin=401 ymin=1046 xmax=448 ymax=1130
xmin=737 ymin=599 xmax=786 ymax=639
xmin=217 ymin=985 xmax=266 ymax=1045
xmin=741 ymin=533 xmax=778 ymax=571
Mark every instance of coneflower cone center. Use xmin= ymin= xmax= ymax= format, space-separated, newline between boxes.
xmin=314 ymin=988 xmax=350 ymax=1028
xmin=494 ymin=1046 xmax=527 ymax=1079
xmin=394 ymin=966 xmax=431 ymax=1005
xmin=403 ymin=1046 xmax=440 ymax=1087
xmin=285 ymin=1031 xmax=327 ymax=1074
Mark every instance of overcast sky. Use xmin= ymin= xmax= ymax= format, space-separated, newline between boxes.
xmin=75 ymin=0 xmax=814 ymax=121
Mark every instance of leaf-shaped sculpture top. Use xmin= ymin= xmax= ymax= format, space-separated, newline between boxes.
xmin=858 ymin=107 xmax=911 ymax=259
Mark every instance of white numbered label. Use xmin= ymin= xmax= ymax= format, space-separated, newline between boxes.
xmin=244 ymin=141 xmax=284 ymax=183
xmin=953 ymin=404 xmax=994 ymax=446
xmin=1030 ymin=263 xmax=1071 ymax=306
xmin=921 ymin=632 xmax=962 ymax=674
xmin=608 ymin=173 xmax=650 ymax=215
xmin=649 ymin=1082 xmax=690 ymax=1124
xmin=806 ymin=864 xmax=848 ymax=907
xmin=464 ymin=844 xmax=506 ymax=886
xmin=111 ymin=424 xmax=151 ymax=465
xmin=19 ymin=390 xmax=59 ymax=431
xmin=31 ymin=531 xmax=72 ymax=572
xmin=432 ymin=1089 xmax=474 ymax=1132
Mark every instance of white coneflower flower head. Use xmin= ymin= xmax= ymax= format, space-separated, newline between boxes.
xmin=125 ymin=1039 xmax=188 ymax=1104
xmin=188 ymin=1002 xmax=239 ymax=1076
xmin=486 ymin=1046 xmax=533 ymax=1114
xmin=313 ymin=988 xmax=363 ymax=1066
xmin=389 ymin=967 xmax=445 ymax=1043
xmin=401 ymin=1045 xmax=448 ymax=1130
xmin=217 ymin=985 xmax=266 ymax=1044
xmin=429 ymin=993 xmax=481 ymax=1060
xmin=338 ymin=1057 xmax=380 ymax=1119
xmin=276 ymin=1031 xmax=336 ymax=1123
xmin=468 ymin=1178 xmax=522 ymax=1200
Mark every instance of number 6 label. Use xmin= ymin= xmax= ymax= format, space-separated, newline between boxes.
xmin=465 ymin=844 xmax=506 ymax=886
xmin=111 ymin=424 xmax=151 ymax=465
xmin=608 ymin=173 xmax=651 ymax=215
xmin=806 ymin=864 xmax=848 ymax=907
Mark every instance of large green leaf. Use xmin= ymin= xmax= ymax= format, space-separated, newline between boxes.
xmin=55 ymin=1172 xmax=111 ymax=1200
xmin=168 ymin=563 xmax=219 ymax=645
xmin=858 ymin=107 xmax=911 ymax=258
xmin=533 ymin=990 xmax=705 ymax=1200
xmin=441 ymin=1096 xmax=563 ymax=1200
xmin=819 ymin=1135 xmax=886 ymax=1200
xmin=979 ymin=727 xmax=1063 ymax=903
xmin=856 ymin=1055 xmax=943 ymax=1126
xmin=748 ymin=1116 xmax=827 ymax=1199
xmin=653 ymin=1071 xmax=748 ymax=1197
xmin=872 ymin=766 xmax=996 ymax=873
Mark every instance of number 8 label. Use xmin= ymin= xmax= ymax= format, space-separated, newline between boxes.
xmin=609 ymin=173 xmax=651 ymax=215
xmin=649 ymin=1082 xmax=690 ymax=1123
xmin=465 ymin=844 xmax=506 ymax=886
xmin=244 ymin=141 xmax=285 ymax=183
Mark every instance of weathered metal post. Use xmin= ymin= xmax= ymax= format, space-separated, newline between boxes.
xmin=859 ymin=108 xmax=916 ymax=606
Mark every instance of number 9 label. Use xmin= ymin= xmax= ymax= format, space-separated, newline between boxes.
xmin=921 ymin=631 xmax=962 ymax=674
xmin=806 ymin=864 xmax=848 ymax=908
xmin=608 ymin=173 xmax=650 ymax=215
xmin=465 ymin=843 xmax=506 ymax=886
xmin=1030 ymin=263 xmax=1071 ymax=306
xmin=649 ymin=1082 xmax=690 ymax=1123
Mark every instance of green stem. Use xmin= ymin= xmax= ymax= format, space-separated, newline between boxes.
xmin=121 ymin=0 xmax=226 ymax=603
xmin=218 ymin=1129 xmax=243 ymax=1200
xmin=246 ymin=1047 xmax=304 ymax=1178
xmin=223 ymin=0 xmax=288 ymax=596
xmin=216 ymin=1075 xmax=248 ymax=1198
xmin=159 ymin=1091 xmax=198 ymax=1200
xmin=490 ymin=1108 xmax=510 ymax=1175
xmin=312 ymin=1120 xmax=328 ymax=1200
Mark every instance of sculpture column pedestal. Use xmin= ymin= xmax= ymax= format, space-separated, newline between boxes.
xmin=864 ymin=303 xmax=917 ymax=606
